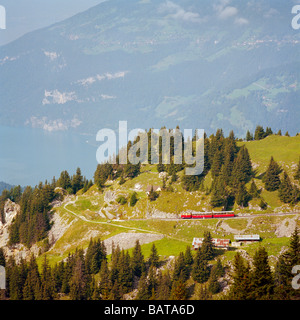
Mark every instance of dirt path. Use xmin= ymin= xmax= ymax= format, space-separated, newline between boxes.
xmin=63 ymin=198 xmax=190 ymax=244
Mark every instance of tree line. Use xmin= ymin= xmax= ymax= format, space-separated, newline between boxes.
xmin=1 ymin=227 xmax=299 ymax=300
xmin=1 ymin=127 xmax=300 ymax=250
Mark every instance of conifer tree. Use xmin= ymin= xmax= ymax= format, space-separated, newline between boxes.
xmin=57 ymin=170 xmax=72 ymax=191
xmin=118 ymin=250 xmax=133 ymax=294
xmin=170 ymin=273 xmax=188 ymax=300
xmin=23 ymin=255 xmax=41 ymax=300
xmin=148 ymin=266 xmax=158 ymax=297
xmin=254 ymin=125 xmax=265 ymax=140
xmin=210 ymin=175 xmax=228 ymax=209
xmin=246 ymin=130 xmax=253 ymax=141
xmin=263 ymin=156 xmax=281 ymax=191
xmin=250 ymin=247 xmax=274 ymax=300
xmin=231 ymin=146 xmax=252 ymax=189
xmin=129 ymin=192 xmax=138 ymax=207
xmin=148 ymin=243 xmax=159 ymax=268
xmin=249 ymin=180 xmax=260 ymax=199
xmin=156 ymin=270 xmax=172 ymax=300
xmin=278 ymin=172 xmax=294 ymax=204
xmin=41 ymin=256 xmax=56 ymax=300
xmin=235 ymin=183 xmax=249 ymax=207
xmin=208 ymin=264 xmax=221 ymax=294
xmin=228 ymin=252 xmax=251 ymax=300
xmin=99 ymin=260 xmax=111 ymax=300
xmin=110 ymin=244 xmax=121 ymax=285
xmin=192 ymin=249 xmax=210 ymax=283
xmin=201 ymin=231 xmax=215 ymax=261
xmin=136 ymin=272 xmax=150 ymax=300
xmin=274 ymin=227 xmax=300 ymax=299
xmin=173 ymin=252 xmax=188 ymax=281
xmin=215 ymin=258 xmax=224 ymax=278
xmin=265 ymin=127 xmax=273 ymax=136
xmin=184 ymin=246 xmax=194 ymax=277
xmin=195 ymin=283 xmax=212 ymax=300
xmin=72 ymin=167 xmax=84 ymax=194
xmin=211 ymin=149 xmax=223 ymax=179
xmin=131 ymin=240 xmax=145 ymax=278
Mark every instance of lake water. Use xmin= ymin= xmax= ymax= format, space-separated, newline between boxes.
xmin=0 ymin=125 xmax=99 ymax=187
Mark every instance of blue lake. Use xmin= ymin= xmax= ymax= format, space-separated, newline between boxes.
xmin=0 ymin=125 xmax=99 ymax=187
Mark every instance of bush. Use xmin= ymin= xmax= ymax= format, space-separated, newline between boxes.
xmin=116 ymin=196 xmax=127 ymax=205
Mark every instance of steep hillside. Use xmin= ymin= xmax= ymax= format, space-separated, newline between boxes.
xmin=27 ymin=133 xmax=300 ymax=267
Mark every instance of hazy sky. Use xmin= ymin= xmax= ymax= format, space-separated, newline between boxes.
xmin=0 ymin=0 xmax=107 ymax=46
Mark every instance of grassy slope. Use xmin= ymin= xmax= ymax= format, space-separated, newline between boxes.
xmin=40 ymin=135 xmax=300 ymax=267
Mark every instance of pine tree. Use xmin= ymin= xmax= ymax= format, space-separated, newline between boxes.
xmin=265 ymin=127 xmax=273 ymax=137
xmin=170 ymin=273 xmax=188 ymax=300
xmin=249 ymin=180 xmax=260 ymax=199
xmin=148 ymin=244 xmax=159 ymax=268
xmin=57 ymin=170 xmax=72 ymax=191
xmin=131 ymin=240 xmax=145 ymax=278
xmin=192 ymin=249 xmax=210 ymax=283
xmin=129 ymin=192 xmax=138 ymax=207
xmin=110 ymin=244 xmax=121 ymax=285
xmin=173 ymin=252 xmax=188 ymax=281
xmin=250 ymin=247 xmax=274 ymax=300
xmin=254 ymin=125 xmax=265 ymax=140
xmin=41 ymin=255 xmax=56 ymax=300
xmin=235 ymin=183 xmax=249 ymax=207
xmin=99 ymin=260 xmax=111 ymax=300
xmin=228 ymin=252 xmax=252 ymax=300
xmin=118 ymin=250 xmax=133 ymax=294
xmin=278 ymin=172 xmax=294 ymax=204
xmin=69 ymin=255 xmax=88 ymax=300
xmin=72 ymin=167 xmax=84 ymax=194
xmin=246 ymin=130 xmax=253 ymax=141
xmin=231 ymin=146 xmax=252 ymax=189
xmin=135 ymin=272 xmax=150 ymax=300
xmin=215 ymin=258 xmax=224 ymax=277
xmin=184 ymin=246 xmax=194 ymax=277
xmin=211 ymin=149 xmax=223 ymax=179
xmin=201 ymin=231 xmax=215 ymax=261
xmin=263 ymin=157 xmax=281 ymax=191
xmin=208 ymin=264 xmax=221 ymax=294
xmin=156 ymin=270 xmax=171 ymax=300
xmin=195 ymin=283 xmax=212 ymax=300
xmin=274 ymin=227 xmax=300 ymax=299
xmin=23 ymin=255 xmax=41 ymax=300
xmin=210 ymin=174 xmax=228 ymax=209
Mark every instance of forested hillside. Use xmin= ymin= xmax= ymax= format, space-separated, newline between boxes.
xmin=1 ymin=126 xmax=300 ymax=300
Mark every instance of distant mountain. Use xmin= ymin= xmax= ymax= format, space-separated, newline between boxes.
xmin=0 ymin=181 xmax=14 ymax=194
xmin=0 ymin=0 xmax=299 ymax=136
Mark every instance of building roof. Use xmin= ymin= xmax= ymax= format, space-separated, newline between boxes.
xmin=234 ymin=234 xmax=260 ymax=241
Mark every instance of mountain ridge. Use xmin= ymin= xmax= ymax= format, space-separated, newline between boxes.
xmin=0 ymin=0 xmax=299 ymax=136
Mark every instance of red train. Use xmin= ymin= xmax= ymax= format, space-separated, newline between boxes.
xmin=181 ymin=211 xmax=235 ymax=219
